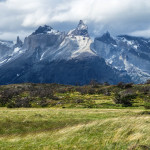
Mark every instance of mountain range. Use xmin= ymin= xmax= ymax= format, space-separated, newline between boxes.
xmin=0 ymin=20 xmax=149 ymax=85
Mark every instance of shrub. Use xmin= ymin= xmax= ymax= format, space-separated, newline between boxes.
xmin=75 ymin=87 xmax=88 ymax=95
xmin=103 ymin=82 xmax=110 ymax=86
xmin=89 ymin=80 xmax=99 ymax=88
xmin=83 ymin=100 xmax=96 ymax=108
xmin=144 ymin=102 xmax=150 ymax=109
xmin=139 ymin=111 xmax=150 ymax=115
xmin=97 ymin=88 xmax=104 ymax=94
xmin=97 ymin=88 xmax=111 ymax=96
xmin=56 ymin=88 xmax=68 ymax=93
xmin=88 ymin=88 xmax=96 ymax=95
xmin=144 ymin=95 xmax=150 ymax=109
xmin=141 ymin=86 xmax=150 ymax=94
xmin=117 ymin=82 xmax=133 ymax=89
xmin=124 ymin=83 xmax=133 ymax=89
xmin=145 ymin=79 xmax=150 ymax=84
xmin=7 ymin=102 xmax=16 ymax=108
xmin=113 ymin=90 xmax=137 ymax=107
xmin=104 ymin=89 xmax=111 ymax=96
xmin=75 ymin=99 xmax=84 ymax=104
xmin=7 ymin=97 xmax=32 ymax=108
xmin=0 ymin=89 xmax=20 ymax=106
xmin=39 ymin=99 xmax=49 ymax=107
xmin=30 ymin=87 xmax=54 ymax=98
xmin=117 ymin=82 xmax=125 ymax=89
xmin=15 ymin=97 xmax=31 ymax=108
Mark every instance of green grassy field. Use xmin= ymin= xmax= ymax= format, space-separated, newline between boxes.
xmin=0 ymin=108 xmax=150 ymax=150
xmin=0 ymin=83 xmax=150 ymax=149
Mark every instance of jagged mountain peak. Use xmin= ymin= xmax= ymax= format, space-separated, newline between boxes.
xmin=77 ymin=20 xmax=88 ymax=30
xmin=103 ymin=31 xmax=111 ymax=37
xmin=95 ymin=31 xmax=117 ymax=45
xmin=79 ymin=20 xmax=84 ymax=25
xmin=68 ymin=20 xmax=89 ymax=37
xmin=32 ymin=25 xmax=54 ymax=35
xmin=0 ymin=21 xmax=149 ymax=85
xmin=15 ymin=36 xmax=23 ymax=47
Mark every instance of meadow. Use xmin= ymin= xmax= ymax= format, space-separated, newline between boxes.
xmin=0 ymin=82 xmax=150 ymax=149
xmin=0 ymin=108 xmax=150 ymax=150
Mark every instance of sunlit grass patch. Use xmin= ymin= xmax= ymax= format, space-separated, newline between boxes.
xmin=0 ymin=108 xmax=149 ymax=149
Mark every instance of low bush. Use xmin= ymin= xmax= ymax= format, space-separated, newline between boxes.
xmin=83 ymin=100 xmax=96 ymax=108
xmin=75 ymin=87 xmax=88 ymax=95
xmin=7 ymin=102 xmax=16 ymax=108
xmin=141 ymin=86 xmax=150 ymax=94
xmin=88 ymin=88 xmax=96 ymax=95
xmin=7 ymin=97 xmax=31 ymax=108
xmin=117 ymin=82 xmax=125 ymax=89
xmin=75 ymin=99 xmax=84 ymax=104
xmin=39 ymin=99 xmax=49 ymax=107
xmin=114 ymin=90 xmax=137 ymax=107
xmin=144 ymin=95 xmax=150 ymax=109
xmin=145 ymin=79 xmax=150 ymax=84
xmin=117 ymin=82 xmax=133 ymax=89
xmin=89 ymin=80 xmax=100 ymax=88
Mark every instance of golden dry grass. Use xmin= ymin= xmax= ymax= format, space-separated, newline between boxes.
xmin=0 ymin=108 xmax=149 ymax=150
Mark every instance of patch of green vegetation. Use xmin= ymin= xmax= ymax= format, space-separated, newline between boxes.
xmin=0 ymin=108 xmax=149 ymax=149
xmin=0 ymin=82 xmax=149 ymax=149
xmin=0 ymin=82 xmax=149 ymax=109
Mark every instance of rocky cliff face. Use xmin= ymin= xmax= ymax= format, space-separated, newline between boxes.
xmin=0 ymin=20 xmax=149 ymax=85
xmin=93 ymin=33 xmax=150 ymax=83
xmin=23 ymin=26 xmax=65 ymax=51
xmin=68 ymin=20 xmax=89 ymax=37
xmin=0 ymin=40 xmax=14 ymax=66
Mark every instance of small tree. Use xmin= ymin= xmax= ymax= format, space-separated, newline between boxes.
xmin=103 ymin=82 xmax=110 ymax=86
xmin=117 ymin=82 xmax=133 ymax=89
xmin=113 ymin=90 xmax=136 ymax=107
xmin=145 ymin=79 xmax=150 ymax=84
xmin=117 ymin=82 xmax=125 ymax=89
xmin=89 ymin=80 xmax=99 ymax=88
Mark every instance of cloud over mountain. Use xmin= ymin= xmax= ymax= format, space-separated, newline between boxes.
xmin=0 ymin=0 xmax=150 ymax=40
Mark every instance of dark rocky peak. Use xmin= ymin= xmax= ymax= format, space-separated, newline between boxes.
xmin=23 ymin=25 xmax=65 ymax=51
xmin=95 ymin=31 xmax=117 ymax=45
xmin=103 ymin=31 xmax=111 ymax=38
xmin=69 ymin=20 xmax=89 ymax=37
xmin=15 ymin=36 xmax=23 ymax=47
xmin=77 ymin=20 xmax=88 ymax=30
xmin=32 ymin=25 xmax=53 ymax=35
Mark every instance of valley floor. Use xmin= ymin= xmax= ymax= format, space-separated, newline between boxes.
xmin=0 ymin=108 xmax=150 ymax=150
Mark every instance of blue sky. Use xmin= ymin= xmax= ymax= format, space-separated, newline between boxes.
xmin=0 ymin=0 xmax=150 ymax=40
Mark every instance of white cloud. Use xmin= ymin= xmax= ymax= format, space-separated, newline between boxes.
xmin=0 ymin=0 xmax=150 ymax=40
xmin=130 ymin=29 xmax=150 ymax=38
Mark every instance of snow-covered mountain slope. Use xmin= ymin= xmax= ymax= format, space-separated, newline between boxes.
xmin=0 ymin=39 xmax=15 ymax=66
xmin=0 ymin=21 xmax=131 ymax=85
xmin=0 ymin=20 xmax=149 ymax=85
xmin=0 ymin=40 xmax=14 ymax=59
xmin=0 ymin=37 xmax=25 ymax=66
xmin=93 ymin=32 xmax=150 ymax=83
xmin=23 ymin=20 xmax=95 ymax=61
xmin=43 ymin=35 xmax=96 ymax=61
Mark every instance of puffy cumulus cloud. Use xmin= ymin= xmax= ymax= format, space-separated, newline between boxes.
xmin=0 ymin=0 xmax=150 ymax=40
